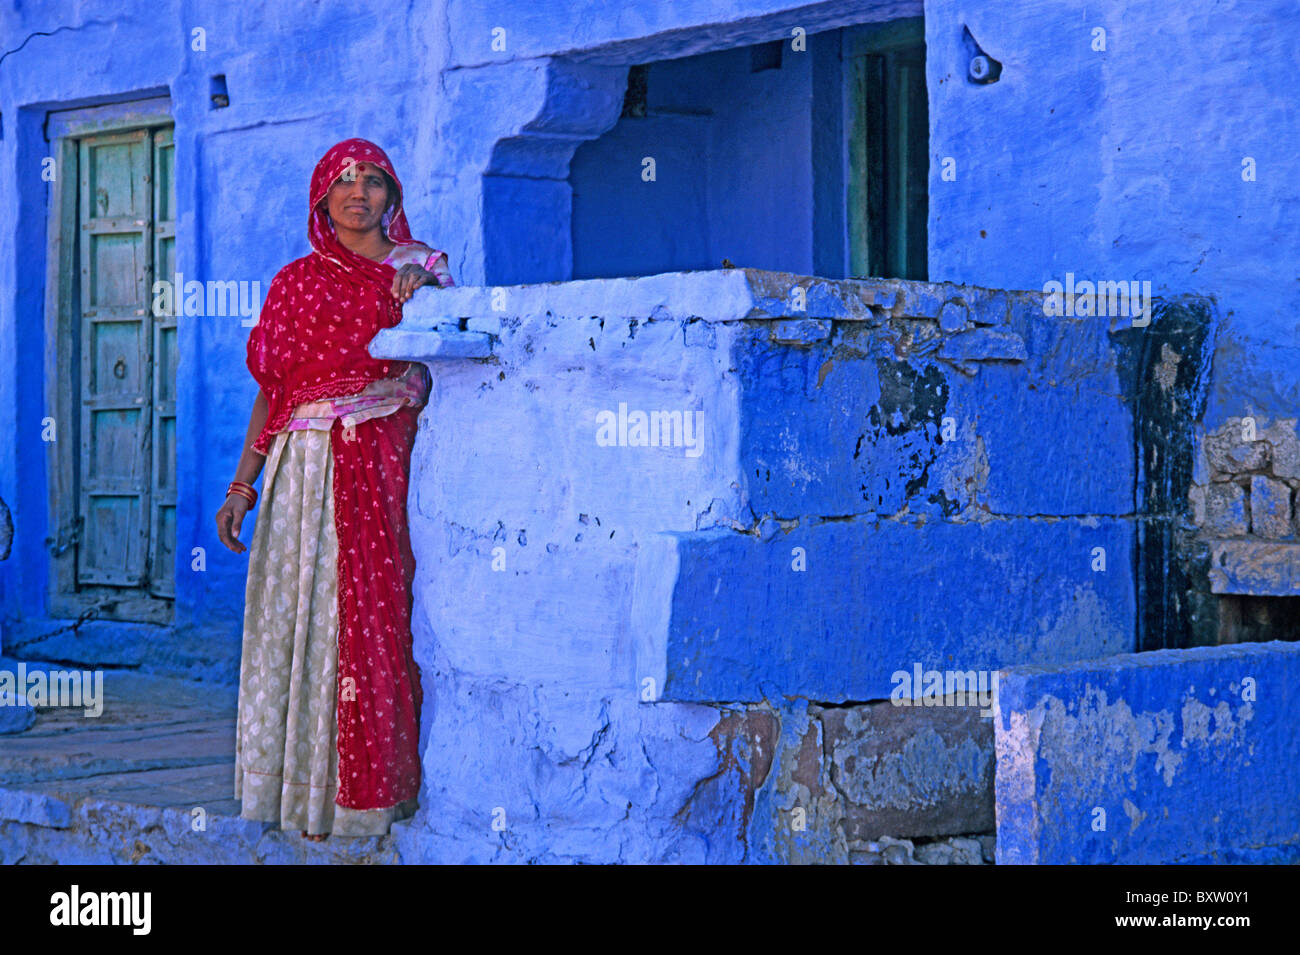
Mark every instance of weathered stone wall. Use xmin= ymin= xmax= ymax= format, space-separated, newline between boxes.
xmin=373 ymin=268 xmax=1138 ymax=862
xmin=695 ymin=698 xmax=995 ymax=864
xmin=635 ymin=276 xmax=1140 ymax=703
xmin=996 ymin=641 xmax=1300 ymax=864
xmin=1178 ymin=415 xmax=1300 ymax=645
xmin=923 ymin=0 xmax=1300 ymax=650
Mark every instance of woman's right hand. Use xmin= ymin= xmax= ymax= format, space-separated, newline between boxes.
xmin=216 ymin=493 xmax=253 ymax=554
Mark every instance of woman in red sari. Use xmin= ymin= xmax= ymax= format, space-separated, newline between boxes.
xmin=214 ymin=139 xmax=453 ymax=839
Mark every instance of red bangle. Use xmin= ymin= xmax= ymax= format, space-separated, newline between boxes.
xmin=227 ymin=481 xmax=257 ymax=505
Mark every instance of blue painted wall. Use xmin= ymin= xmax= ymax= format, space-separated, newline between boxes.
xmin=572 ymin=44 xmax=816 ymax=278
xmin=921 ymin=1 xmax=1300 ymax=432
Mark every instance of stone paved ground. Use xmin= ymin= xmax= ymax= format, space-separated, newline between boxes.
xmin=0 ymin=661 xmax=398 ymax=863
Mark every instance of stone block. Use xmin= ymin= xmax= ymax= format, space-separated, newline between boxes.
xmin=820 ymin=701 xmax=994 ymax=841
xmin=1250 ymin=475 xmax=1293 ymax=538
xmin=643 ymin=517 xmax=1134 ymax=703
xmin=0 ymin=696 xmax=34 ymax=735
xmin=949 ymin=836 xmax=984 ymax=864
xmin=0 ymin=788 xmax=73 ymax=829
xmin=1204 ymin=420 xmax=1270 ymax=475
xmin=1271 ymin=436 xmax=1300 ymax=479
xmin=1260 ymin=418 xmax=1300 ymax=480
xmin=770 ymin=319 xmax=832 ymax=346
xmin=370 ymin=327 xmax=492 ymax=360
xmin=937 ymin=328 xmax=1027 ymax=363
xmin=898 ymin=285 xmax=943 ymax=319
xmin=1208 ymin=539 xmax=1300 ymax=595
xmin=877 ymin=835 xmax=917 ymax=864
xmin=1202 ymin=482 xmax=1247 ymax=536
xmin=937 ymin=299 xmax=969 ymax=333
xmin=995 ymin=642 xmax=1300 ymax=864
xmin=915 ymin=841 xmax=953 ymax=864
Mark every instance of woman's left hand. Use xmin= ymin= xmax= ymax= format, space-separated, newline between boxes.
xmin=391 ymin=264 xmax=437 ymax=304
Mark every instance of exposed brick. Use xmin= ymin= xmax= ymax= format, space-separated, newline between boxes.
xmin=821 ymin=702 xmax=994 ymax=841
xmin=1250 ymin=475 xmax=1293 ymax=539
xmin=1202 ymin=482 xmax=1248 ymax=536
xmin=703 ymin=708 xmax=780 ymax=836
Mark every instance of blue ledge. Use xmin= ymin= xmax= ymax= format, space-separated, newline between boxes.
xmin=370 ymin=325 xmax=493 ymax=361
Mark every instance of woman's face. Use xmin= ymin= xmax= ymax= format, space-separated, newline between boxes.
xmin=323 ymin=161 xmax=393 ymax=235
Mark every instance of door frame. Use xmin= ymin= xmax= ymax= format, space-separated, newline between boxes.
xmin=44 ymin=96 xmax=175 ymax=624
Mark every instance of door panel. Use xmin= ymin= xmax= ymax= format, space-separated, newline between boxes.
xmin=89 ymin=320 xmax=145 ymax=395
xmin=85 ymin=139 xmax=147 ymax=218
xmin=87 ymin=232 xmax=147 ymax=306
xmin=78 ymin=129 xmax=153 ymax=587
xmin=87 ymin=407 xmax=146 ymax=482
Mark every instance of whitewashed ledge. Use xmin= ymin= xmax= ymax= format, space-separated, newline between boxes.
xmin=367 ymin=268 xmax=1032 ymax=362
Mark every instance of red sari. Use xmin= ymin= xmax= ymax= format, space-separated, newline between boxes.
xmin=246 ymin=139 xmax=437 ymax=811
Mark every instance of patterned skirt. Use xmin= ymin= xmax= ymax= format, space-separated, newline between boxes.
xmin=234 ymin=426 xmax=417 ymax=836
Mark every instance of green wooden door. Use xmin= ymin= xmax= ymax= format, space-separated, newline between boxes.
xmin=847 ymin=18 xmax=929 ymax=281
xmin=76 ymin=125 xmax=176 ymax=593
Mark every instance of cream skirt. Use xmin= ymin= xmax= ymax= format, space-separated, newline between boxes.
xmin=234 ymin=427 xmax=417 ymax=836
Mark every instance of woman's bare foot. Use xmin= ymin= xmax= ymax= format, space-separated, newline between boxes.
xmin=301 ymin=830 xmax=328 ymax=842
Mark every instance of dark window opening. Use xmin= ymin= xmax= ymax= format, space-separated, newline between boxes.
xmin=621 ymin=64 xmax=648 ymax=118
xmin=751 ymin=40 xmax=782 ymax=72
xmin=1216 ymin=595 xmax=1300 ymax=644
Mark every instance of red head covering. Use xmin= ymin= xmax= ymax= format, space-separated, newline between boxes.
xmin=247 ymin=138 xmax=425 ymax=453
xmin=307 ymin=138 xmax=419 ymax=278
